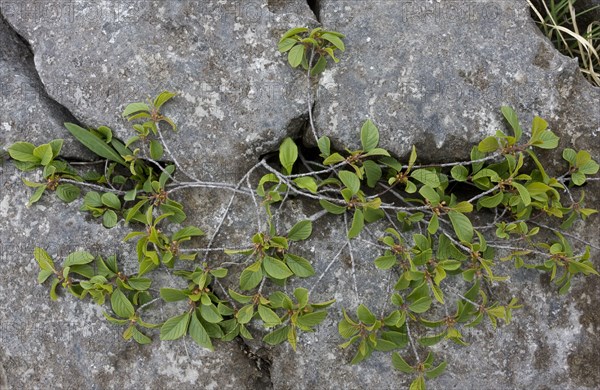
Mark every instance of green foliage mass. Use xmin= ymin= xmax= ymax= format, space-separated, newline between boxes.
xmin=6 ymin=27 xmax=599 ymax=390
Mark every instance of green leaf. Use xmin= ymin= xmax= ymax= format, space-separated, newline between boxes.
xmin=339 ymin=171 xmax=361 ymax=195
xmin=317 ymin=136 xmax=331 ymax=157
xmin=563 ymin=148 xmax=577 ymax=165
xmin=451 ymin=165 xmax=469 ymax=182
xmin=571 ymin=171 xmax=587 ymax=186
xmin=409 ymin=376 xmax=426 ymax=390
xmin=240 ymin=265 xmax=263 ymax=291
xmin=310 ymin=55 xmax=328 ymax=76
xmin=279 ymin=137 xmax=298 ymax=175
xmin=149 ymin=140 xmax=164 ymax=160
xmin=101 ymin=193 xmax=121 ymax=209
xmin=297 ymin=311 xmax=327 ymax=328
xmin=511 ymin=182 xmax=531 ymax=206
xmin=172 ymin=226 xmax=204 ymax=241
xmin=375 ymin=255 xmax=397 ymax=270
xmin=278 ymin=38 xmax=297 ymax=52
xmin=263 ymin=256 xmax=293 ymax=280
xmin=360 ymin=119 xmax=379 ymax=152
xmin=8 ymin=142 xmax=39 ymax=163
xmin=285 ymin=254 xmax=315 ymax=277
xmin=122 ymin=102 xmax=150 ymax=118
xmin=419 ymin=186 xmax=440 ymax=206
xmin=189 ymin=312 xmax=213 ymax=350
xmin=34 ymin=247 xmax=55 ymax=272
xmin=568 ymin=261 xmax=599 ymax=275
xmin=138 ymin=258 xmax=158 ymax=277
xmin=131 ymin=327 xmax=151 ymax=344
xmin=284 ymin=220 xmax=313 ymax=242
xmin=348 ymin=209 xmax=365 ymax=239
xmin=199 ymin=304 xmax=223 ymax=323
xmin=409 ymin=296 xmax=432 ymax=313
xmin=478 ymin=192 xmax=504 ymax=208
xmin=478 ymin=136 xmax=499 ymax=153
xmin=321 ymin=32 xmax=346 ymax=51
xmin=64 ymin=251 xmax=94 ymax=267
xmin=126 ymin=277 xmax=151 ymax=291
xmin=64 ymin=123 xmax=126 ymax=165
xmin=84 ymin=191 xmax=103 ymax=208
xmin=228 ymin=289 xmax=253 ymax=304
xmin=453 ymin=201 xmax=473 ymax=213
xmin=501 ymin=106 xmax=522 ymax=141
xmin=323 ymin=152 xmax=345 ymax=165
xmin=288 ymin=44 xmax=305 ymax=68
xmin=160 ymin=288 xmax=189 ymax=302
xmin=392 ymin=353 xmax=415 ymax=373
xmin=258 ymin=305 xmax=281 ymax=326
xmin=33 ymin=144 xmax=54 ymax=166
xmin=237 ymin=304 xmax=255 ymax=324
xmin=160 ymin=312 xmax=190 ymax=341
xmin=294 ymin=177 xmax=318 ymax=194
xmin=448 ymin=211 xmax=474 ymax=243
xmin=411 ymin=169 xmax=440 ymax=188
xmin=111 ymin=289 xmax=135 ymax=319
xmin=428 ymin=214 xmax=439 ymax=235
xmin=425 ymin=361 xmax=447 ymax=379
xmin=28 ymin=186 xmax=46 ymax=207
xmin=320 ymin=199 xmax=346 ymax=214
xmin=153 ymin=91 xmax=177 ymax=109
xmin=103 ymin=210 xmax=118 ymax=228
xmin=280 ymin=27 xmax=308 ymax=41
xmin=263 ymin=325 xmax=290 ymax=345
xmin=357 ymin=304 xmax=376 ymax=324
xmin=55 ymin=184 xmax=81 ymax=203
xmin=363 ymin=160 xmax=382 ymax=188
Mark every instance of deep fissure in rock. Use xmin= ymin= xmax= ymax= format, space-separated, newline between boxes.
xmin=0 ymin=12 xmax=83 ymax=129
xmin=307 ymin=0 xmax=321 ymax=21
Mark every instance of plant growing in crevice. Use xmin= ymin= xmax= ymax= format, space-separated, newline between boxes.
xmin=5 ymin=26 xmax=599 ymax=390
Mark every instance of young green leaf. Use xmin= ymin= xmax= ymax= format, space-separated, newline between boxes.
xmin=263 ymin=256 xmax=293 ymax=279
xmin=501 ymin=106 xmax=522 ymax=141
xmin=339 ymin=170 xmax=361 ymax=195
xmin=279 ymin=137 xmax=298 ymax=175
xmin=8 ymin=142 xmax=39 ymax=163
xmin=64 ymin=251 xmax=94 ymax=267
xmin=55 ymin=184 xmax=81 ymax=203
xmin=153 ymin=91 xmax=177 ymax=109
xmin=288 ymin=44 xmax=305 ymax=68
xmin=321 ymin=33 xmax=346 ymax=51
xmin=160 ymin=312 xmax=191 ymax=341
xmin=285 ymin=254 xmax=315 ymax=277
xmin=392 ymin=353 xmax=415 ymax=373
xmin=348 ymin=209 xmax=365 ymax=239
xmin=448 ymin=211 xmax=474 ymax=243
xmin=189 ymin=311 xmax=214 ymax=351
xmin=111 ymin=289 xmax=135 ymax=319
xmin=360 ymin=119 xmax=379 ymax=152
xmin=288 ymin=220 xmax=313 ymax=241
xmin=65 ymin=123 xmax=126 ymax=165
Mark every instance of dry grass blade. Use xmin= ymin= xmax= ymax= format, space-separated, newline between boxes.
xmin=528 ymin=0 xmax=600 ymax=87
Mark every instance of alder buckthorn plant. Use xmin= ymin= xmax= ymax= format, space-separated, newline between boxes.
xmin=4 ymin=26 xmax=598 ymax=390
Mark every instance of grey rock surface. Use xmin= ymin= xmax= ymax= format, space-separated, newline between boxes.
xmin=1 ymin=0 xmax=316 ymax=181
xmin=313 ymin=0 xmax=600 ymax=162
xmin=1 ymin=0 xmax=599 ymax=389
xmin=0 ymin=15 xmax=90 ymax=159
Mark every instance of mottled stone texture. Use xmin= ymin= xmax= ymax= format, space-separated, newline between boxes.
xmin=1 ymin=0 xmax=599 ymax=389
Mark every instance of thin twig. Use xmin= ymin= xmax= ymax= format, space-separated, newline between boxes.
xmin=344 ymin=213 xmax=359 ymax=300
xmin=58 ymin=178 xmax=128 ymax=195
xmin=309 ymin=242 xmax=348 ymax=294
xmin=156 ymin=126 xmax=200 ymax=182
